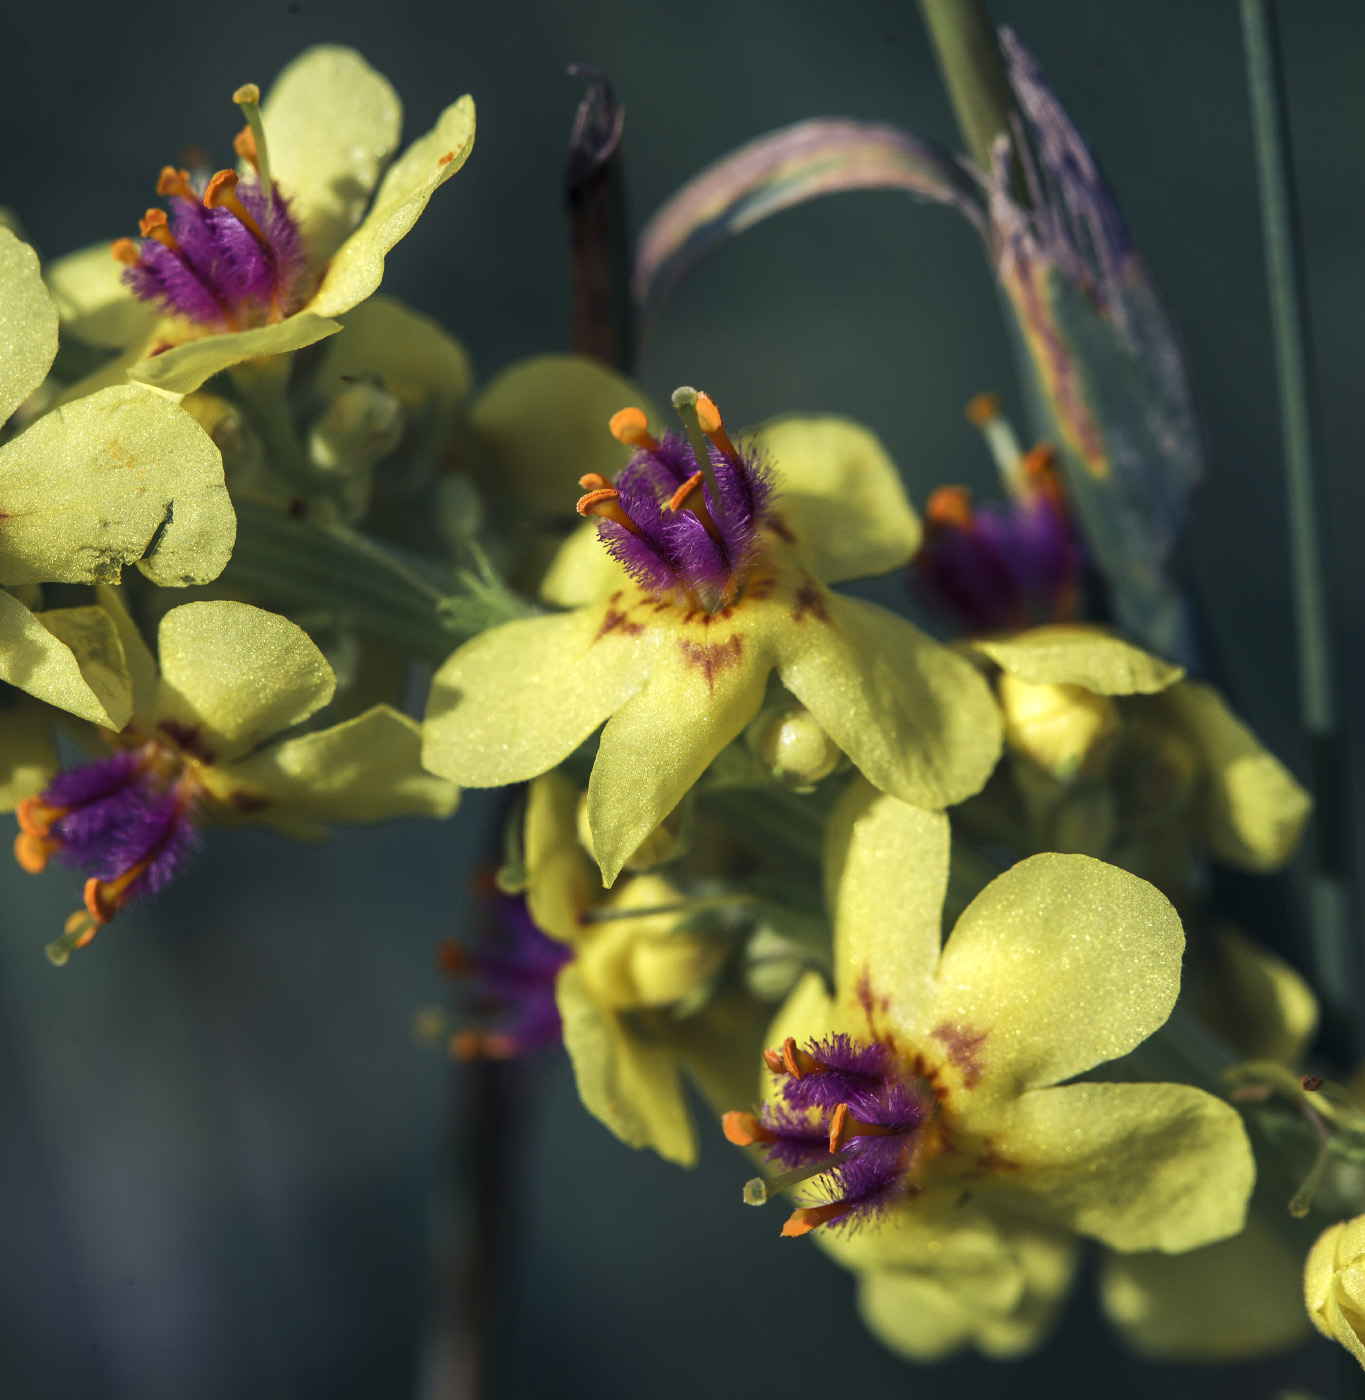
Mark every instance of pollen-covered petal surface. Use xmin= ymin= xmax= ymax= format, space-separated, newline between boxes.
xmin=1099 ymin=1219 xmax=1311 ymax=1360
xmin=1157 ymin=679 xmax=1311 ymax=871
xmin=126 ymin=313 xmax=343 ymax=395
xmin=0 ymin=228 xmax=58 ymax=423
xmin=524 ymin=771 xmax=600 ymax=945
xmin=259 ymin=46 xmax=404 ymax=270
xmin=0 ymin=385 xmax=234 ymax=587
xmin=227 ymin=704 xmax=458 ymax=834
xmin=968 ymin=625 xmax=1184 ymax=695
xmin=779 ymin=592 xmax=1001 ymax=810
xmin=0 ymin=593 xmax=129 ymax=728
xmin=423 ymin=606 xmax=646 ymax=788
xmin=156 ymin=601 xmax=335 ymax=760
xmin=586 ymin=615 xmax=775 ymax=885
xmin=556 ymin=963 xmax=697 ymax=1165
xmin=747 ymin=415 xmax=921 ymax=583
xmin=44 ymin=242 xmax=154 ymax=351
xmin=993 ymin=1081 xmax=1253 ymax=1253
xmin=824 ymin=780 xmax=948 ymax=1028
xmin=927 ymin=854 xmax=1182 ymax=1096
xmin=307 ymin=97 xmax=475 ymax=319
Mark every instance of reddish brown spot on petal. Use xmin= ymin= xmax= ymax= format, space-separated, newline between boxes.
xmin=930 ymin=1022 xmax=989 ymax=1089
xmin=595 ymin=606 xmax=644 ymax=641
xmin=677 ymin=635 xmax=743 ymax=693
xmin=767 ymin=513 xmax=796 ymax=544
xmin=438 ymin=151 xmax=457 ymax=166
xmin=157 ymin=720 xmax=217 ymax=765
xmin=791 ymin=580 xmax=830 ymax=625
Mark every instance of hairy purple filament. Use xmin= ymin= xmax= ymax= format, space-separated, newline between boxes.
xmin=442 ymin=895 xmax=571 ymax=1060
xmin=593 ymin=430 xmax=773 ymax=608
xmin=17 ymin=744 xmax=201 ymax=916
xmin=122 ymin=175 xmax=306 ymax=332
xmin=914 ymin=489 xmax=1082 ymax=634
xmin=748 ymin=1034 xmax=930 ymax=1232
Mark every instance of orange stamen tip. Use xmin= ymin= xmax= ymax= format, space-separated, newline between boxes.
xmin=965 ymin=392 xmax=1002 ymax=426
xmin=449 ymin=1030 xmax=517 ymax=1062
xmin=83 ymin=877 xmax=116 ymax=926
xmin=667 ymin=470 xmax=705 ymax=512
xmin=926 ymin=485 xmax=974 ymax=529
xmin=232 ymin=83 xmax=261 ymax=105
xmin=780 ymin=1210 xmax=820 ymax=1238
xmin=694 ymin=392 xmax=723 ymax=434
xmin=435 ymin=939 xmax=470 ymax=976
xmin=1021 ymin=444 xmax=1060 ymax=484
xmin=609 ymin=406 xmax=650 ymax=441
xmin=111 ymin=237 xmax=140 ymax=266
xmin=156 ymin=166 xmax=195 ymax=200
xmin=828 ymin=1102 xmax=850 ymax=1153
xmin=13 ymin=832 xmax=54 ymax=874
xmin=722 ymin=1111 xmax=767 ymax=1148
xmin=233 ymin=126 xmax=259 ymax=166
xmin=138 ymin=208 xmax=168 ymax=234
xmin=577 ymin=486 xmax=621 ymax=516
xmin=781 ymin=1037 xmax=806 ymax=1079
xmin=762 ymin=1047 xmax=786 ymax=1074
xmin=578 ymin=472 xmax=612 ymax=491
xmin=203 ymin=169 xmax=241 ymax=208
xmin=16 ymin=796 xmax=58 ymax=839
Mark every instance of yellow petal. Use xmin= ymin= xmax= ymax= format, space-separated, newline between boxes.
xmin=926 ymin=854 xmax=1183 ymax=1095
xmin=779 ymin=592 xmax=1002 ymax=810
xmin=260 ymin=46 xmax=405 ymax=271
xmin=540 ymin=521 xmax=626 ymax=608
xmin=1305 ymin=1220 xmax=1345 ymax=1329
xmin=227 ymin=704 xmax=458 ymax=831
xmin=471 ymin=355 xmax=659 ymax=525
xmin=856 ymin=1272 xmax=979 ymax=1362
xmin=1194 ymin=923 xmax=1319 ymax=1065
xmin=555 ymin=964 xmax=696 ymax=1165
xmin=970 ymin=624 xmax=1184 ymax=694
xmin=35 ymin=605 xmax=133 ymax=732
xmin=0 ymin=593 xmax=126 ymax=727
xmin=316 ymin=293 xmax=472 ymax=425
xmin=746 ymin=415 xmax=921 ymax=583
xmin=1100 ymin=1218 xmax=1311 ymax=1359
xmin=0 ymin=227 xmax=58 ymax=423
xmin=93 ymin=585 xmax=159 ymax=726
xmin=1157 ymin=679 xmax=1311 ymax=871
xmin=126 ymin=313 xmax=342 ymax=395
xmin=422 ymin=606 xmax=646 ymax=787
xmin=0 ymin=385 xmax=235 ymax=587
xmin=524 ymin=771 xmax=600 ymax=944
xmin=994 ymin=1081 xmax=1253 ymax=1252
xmin=155 ymin=601 xmax=335 ymax=761
xmin=44 ymin=242 xmax=154 ymax=350
xmin=0 ymin=693 xmax=58 ymax=809
xmin=824 ymin=779 xmax=948 ymax=1029
xmin=307 ymin=97 xmax=476 ymax=319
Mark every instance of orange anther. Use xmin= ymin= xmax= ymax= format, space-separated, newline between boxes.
xmin=111 ymin=238 xmax=140 ymax=267
xmin=926 ymin=485 xmax=974 ymax=530
xmin=138 ymin=208 xmax=181 ymax=253
xmin=694 ymin=390 xmax=742 ymax=463
xmin=609 ymin=407 xmax=659 ymax=452
xmin=828 ymin=1102 xmax=896 ymax=1153
xmin=762 ymin=1046 xmax=786 ymax=1074
xmin=780 ymin=1200 xmax=852 ymax=1237
xmin=781 ymin=1036 xmax=822 ymax=1080
xmin=13 ymin=832 xmax=56 ymax=874
xmin=449 ymin=1030 xmax=517 ymax=1061
xmin=156 ymin=166 xmax=196 ymax=201
xmin=667 ymin=470 xmax=723 ymax=542
xmin=203 ymin=170 xmax=268 ymax=247
xmin=966 ymin=392 xmax=1002 ymax=427
xmin=722 ymin=1110 xmax=776 ymax=1148
xmin=827 ymin=1103 xmax=850 ymax=1153
xmin=16 ymin=796 xmax=61 ymax=840
xmin=578 ymin=472 xmax=612 ymax=491
xmin=233 ymin=125 xmax=259 ymax=169
xmin=435 ymin=939 xmax=470 ymax=976
xmin=577 ymin=487 xmax=642 ymax=535
xmin=83 ymin=858 xmax=150 ymax=927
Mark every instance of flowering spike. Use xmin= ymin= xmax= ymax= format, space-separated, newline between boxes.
xmin=609 ymin=406 xmax=659 ymax=452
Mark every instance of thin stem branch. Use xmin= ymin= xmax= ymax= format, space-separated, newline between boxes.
xmin=1240 ymin=0 xmax=1356 ymax=1042
xmin=917 ymin=0 xmax=1014 ymax=168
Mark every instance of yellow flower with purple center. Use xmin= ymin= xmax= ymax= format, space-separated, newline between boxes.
xmin=422 ymin=388 xmax=1002 ymax=883
xmin=14 ymin=592 xmax=456 ymax=963
xmin=720 ymin=779 xmax=1254 ymax=1355
xmin=50 ymin=47 xmax=474 ymax=397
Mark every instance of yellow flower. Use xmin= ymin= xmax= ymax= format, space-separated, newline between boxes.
xmin=1306 ymin=1215 xmax=1365 ymax=1367
xmin=723 ymin=778 xmax=1254 ymax=1358
xmin=423 ymin=394 xmax=1002 ymax=883
xmin=46 ymin=47 xmax=474 ymax=398
xmin=958 ymin=623 xmax=1311 ymax=898
xmin=518 ymin=770 xmax=765 ymax=1165
xmin=16 ymin=590 xmax=456 ymax=962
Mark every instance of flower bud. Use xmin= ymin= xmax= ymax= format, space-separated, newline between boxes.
xmin=746 ymin=703 xmax=840 ymax=787
xmin=1305 ymin=1216 xmax=1365 ymax=1366
xmin=998 ymin=672 xmax=1119 ymax=778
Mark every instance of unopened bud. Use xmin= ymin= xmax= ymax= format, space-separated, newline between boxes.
xmin=998 ymin=673 xmax=1118 ymax=779
xmin=1305 ymin=1216 xmax=1365 ymax=1365
xmin=746 ymin=703 xmax=841 ymax=787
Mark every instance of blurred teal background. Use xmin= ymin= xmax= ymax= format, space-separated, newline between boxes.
xmin=3 ymin=1 xmax=1365 ymax=1395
